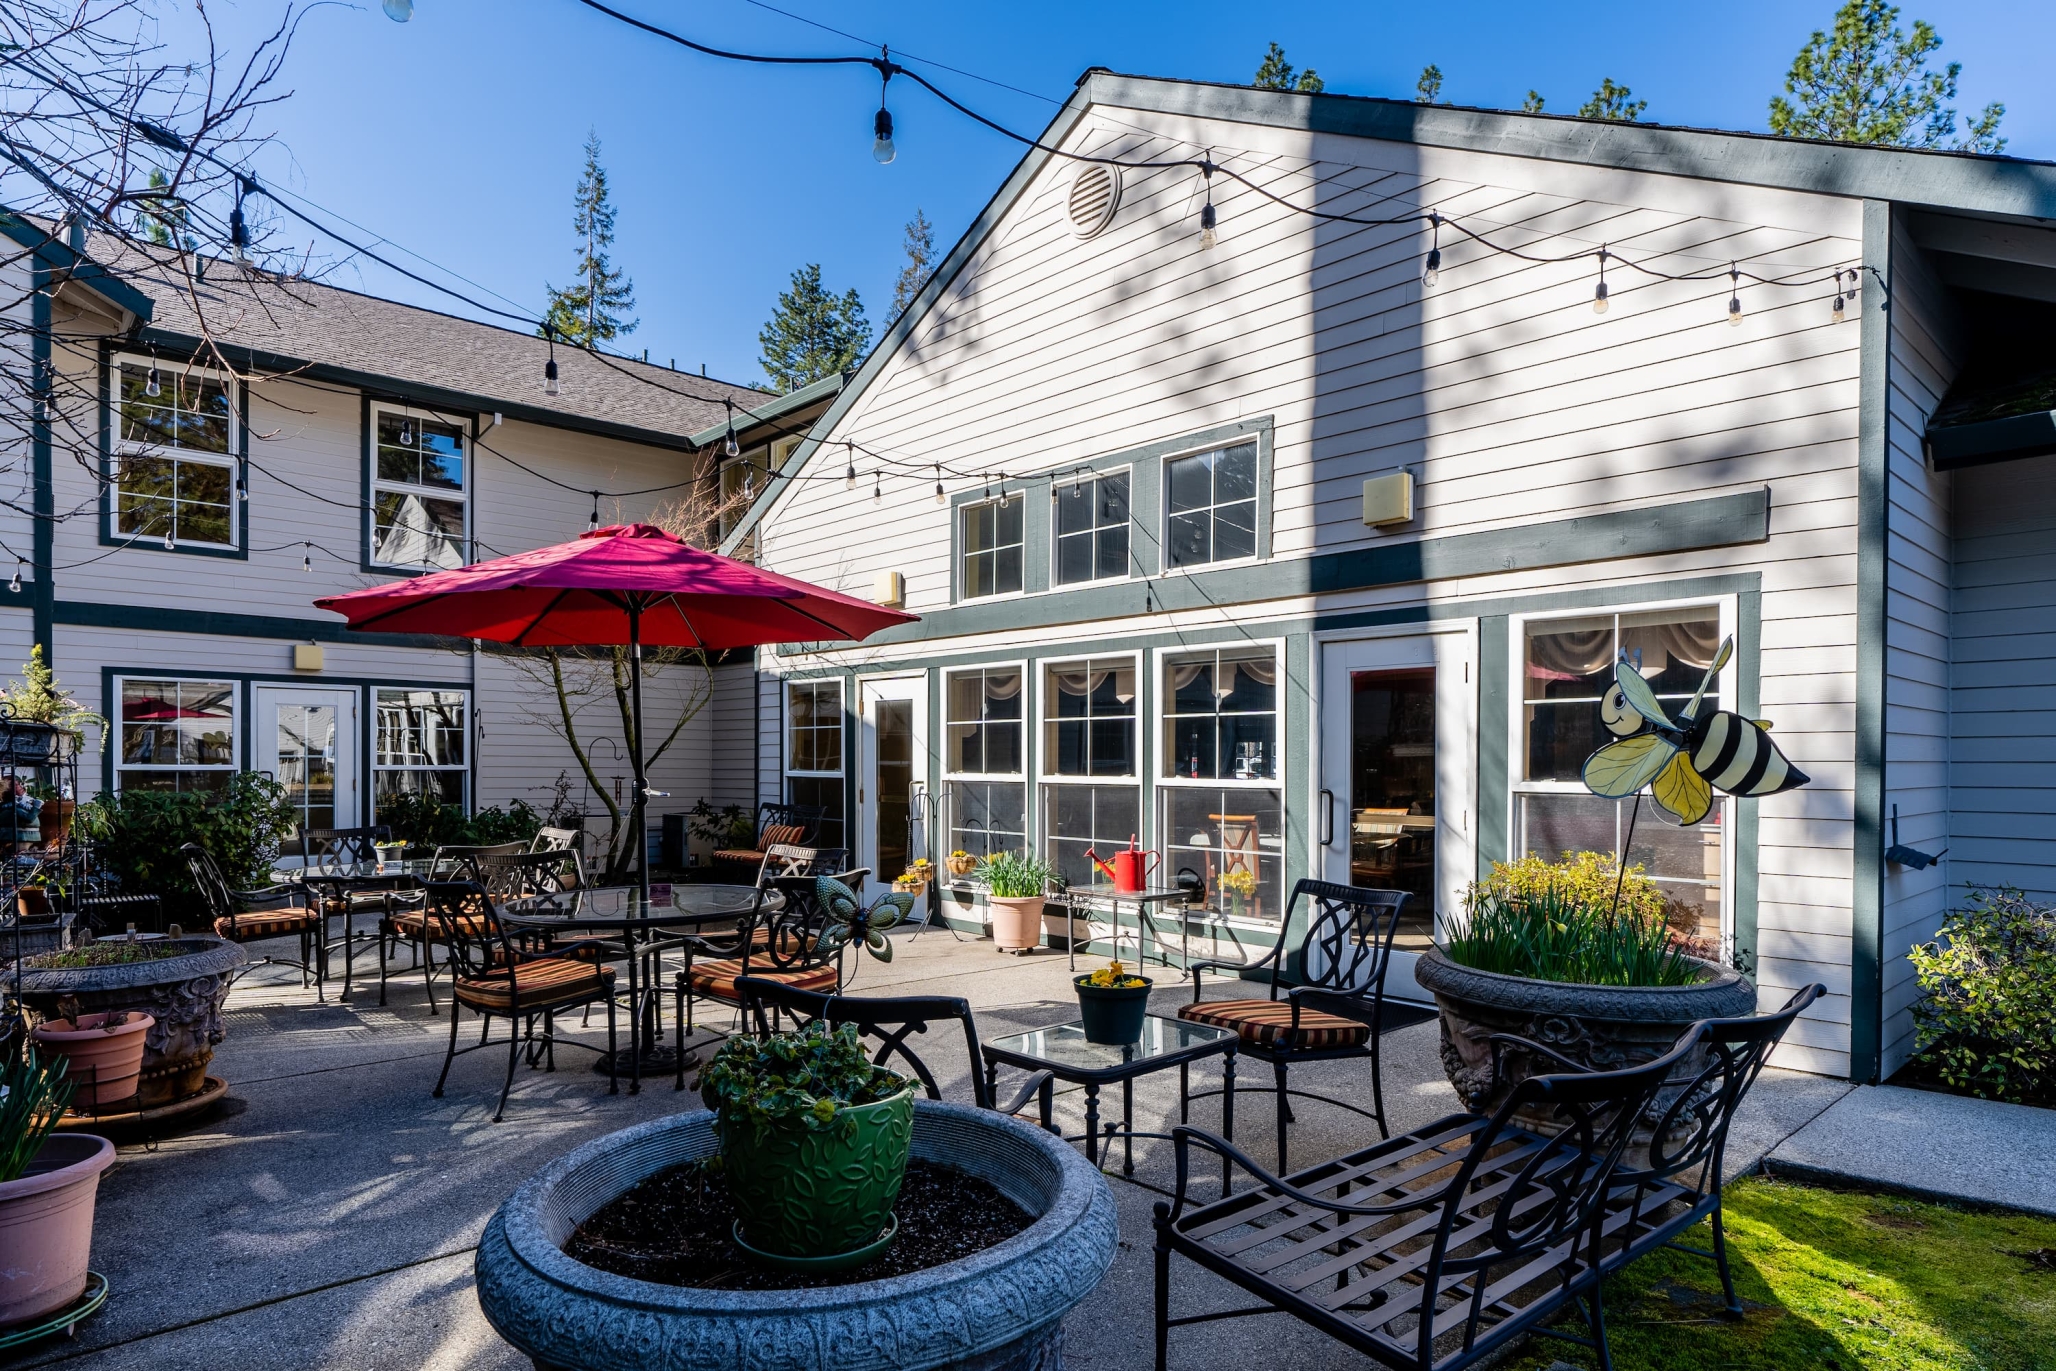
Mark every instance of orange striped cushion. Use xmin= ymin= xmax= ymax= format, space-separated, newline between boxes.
xmin=685 ymin=958 xmax=838 ymax=1002
xmin=1179 ymin=998 xmax=1371 ymax=1050
xmin=215 ymin=910 xmax=320 ymax=940
xmin=760 ymin=824 xmax=807 ymax=847
xmin=455 ymin=958 xmax=615 ymax=1011
xmin=713 ymin=848 xmax=765 ymax=864
xmin=382 ymin=909 xmax=489 ymax=940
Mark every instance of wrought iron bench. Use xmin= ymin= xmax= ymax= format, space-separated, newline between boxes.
xmin=1152 ymin=983 xmax=1822 ymax=1371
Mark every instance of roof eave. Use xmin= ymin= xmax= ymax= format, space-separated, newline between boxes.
xmin=688 ymin=370 xmax=846 ymax=448
xmin=1 ymin=212 xmax=156 ymax=324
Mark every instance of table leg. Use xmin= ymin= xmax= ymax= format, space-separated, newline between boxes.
xmin=1221 ymin=1047 xmax=1237 ymax=1194
xmin=1083 ymin=1085 xmax=1100 ymax=1167
xmin=1122 ymin=1076 xmax=1134 ymax=1178
xmin=626 ymin=929 xmax=641 ymax=1095
xmin=1180 ymin=1061 xmax=1190 ymax=1125
xmin=339 ymin=901 xmax=355 ymax=1001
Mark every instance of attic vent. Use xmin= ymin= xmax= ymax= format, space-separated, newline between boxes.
xmin=1067 ymin=165 xmax=1121 ymax=239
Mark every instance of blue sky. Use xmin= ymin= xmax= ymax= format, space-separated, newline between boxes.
xmin=202 ymin=0 xmax=2053 ymax=390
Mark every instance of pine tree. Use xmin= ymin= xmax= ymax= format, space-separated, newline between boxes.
xmin=1579 ymin=78 xmax=1646 ymax=122
xmin=759 ymin=264 xmax=870 ymax=394
xmin=1415 ymin=65 xmax=1444 ymax=104
xmin=541 ymin=131 xmax=637 ymax=349
xmin=1522 ymin=91 xmax=1547 ymax=114
xmin=893 ymin=209 xmax=936 ymax=317
xmin=1253 ymin=43 xmax=1324 ymax=94
xmin=136 ymin=169 xmax=194 ymax=250
xmin=1769 ymin=0 xmax=2003 ymax=152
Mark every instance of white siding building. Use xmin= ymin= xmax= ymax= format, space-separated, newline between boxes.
xmin=724 ymin=74 xmax=2056 ymax=1082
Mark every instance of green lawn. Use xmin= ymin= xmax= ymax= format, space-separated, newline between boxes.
xmin=1502 ymin=1177 xmax=2056 ymax=1371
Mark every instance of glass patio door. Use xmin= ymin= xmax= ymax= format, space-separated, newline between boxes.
xmin=255 ymin=686 xmax=360 ymax=854
xmin=1317 ymin=626 xmax=1475 ymax=1000
xmin=858 ymin=675 xmax=928 ymax=903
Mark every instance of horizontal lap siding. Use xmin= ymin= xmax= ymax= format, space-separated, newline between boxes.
xmin=711 ymin=660 xmax=757 ymax=809
xmin=755 ymin=107 xmax=1863 ymax=1074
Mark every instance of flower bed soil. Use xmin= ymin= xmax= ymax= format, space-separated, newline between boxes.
xmin=24 ymin=942 xmax=193 ymax=970
xmin=565 ymin=1158 xmax=1031 ymax=1291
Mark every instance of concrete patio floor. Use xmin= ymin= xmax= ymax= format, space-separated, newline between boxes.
xmin=6 ymin=927 xmax=1855 ymax=1371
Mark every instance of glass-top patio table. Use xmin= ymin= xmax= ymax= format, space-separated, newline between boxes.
xmin=286 ymin=858 xmax=444 ymax=1002
xmin=501 ymin=884 xmax=780 ymax=1090
xmin=980 ymin=1014 xmax=1236 ymax=1180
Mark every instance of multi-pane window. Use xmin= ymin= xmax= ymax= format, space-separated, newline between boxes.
xmin=944 ymin=666 xmax=1025 ymax=858
xmin=374 ymin=689 xmax=469 ymax=817
xmin=1042 ymin=658 xmax=1139 ymax=886
xmin=1164 ymin=441 xmax=1257 ymax=569
xmin=1515 ymin=606 xmax=1727 ymax=947
xmin=960 ymin=497 xmax=1024 ymax=599
xmin=1160 ymin=645 xmax=1282 ymax=921
xmin=372 ymin=410 xmax=466 ymax=570
xmin=1054 ymin=470 xmax=1130 ymax=585
xmin=116 ymin=678 xmax=235 ymax=793
xmin=786 ymin=679 xmax=844 ymax=849
xmin=113 ymin=359 xmax=236 ymax=548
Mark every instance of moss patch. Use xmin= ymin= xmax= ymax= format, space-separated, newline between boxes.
xmin=1502 ymin=1177 xmax=2056 ymax=1371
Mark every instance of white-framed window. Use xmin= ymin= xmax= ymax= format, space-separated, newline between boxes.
xmin=1053 ymin=468 xmax=1131 ymax=586
xmin=1157 ymin=642 xmax=1284 ymax=921
xmin=943 ymin=664 xmax=1025 ymax=858
xmin=1039 ymin=656 xmax=1139 ymax=887
xmin=959 ymin=495 xmax=1024 ymax=600
xmin=1510 ymin=602 xmax=1732 ymax=949
xmin=1164 ymin=440 xmax=1257 ymax=570
xmin=371 ymin=405 xmax=467 ymax=570
xmin=115 ymin=676 xmax=237 ymax=793
xmin=110 ymin=354 xmax=237 ymax=548
xmin=785 ymin=677 xmax=845 ymax=849
xmin=374 ymin=688 xmax=469 ymax=818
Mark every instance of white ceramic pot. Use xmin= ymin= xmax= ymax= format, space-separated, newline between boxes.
xmin=987 ymin=895 xmax=1045 ymax=951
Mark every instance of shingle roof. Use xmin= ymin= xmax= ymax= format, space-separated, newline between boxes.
xmin=90 ymin=233 xmax=769 ymax=447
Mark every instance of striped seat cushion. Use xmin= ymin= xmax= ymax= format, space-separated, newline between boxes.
xmin=455 ymin=958 xmax=615 ymax=1011
xmin=1179 ymin=998 xmax=1371 ymax=1050
xmin=215 ymin=910 xmax=320 ymax=941
xmin=760 ymin=823 xmax=808 ymax=847
xmin=382 ymin=909 xmax=489 ymax=940
xmin=684 ymin=958 xmax=838 ymax=1002
xmin=712 ymin=848 xmax=765 ymax=865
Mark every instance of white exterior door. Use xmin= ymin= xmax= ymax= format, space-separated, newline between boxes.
xmin=255 ymin=686 xmax=360 ymax=847
xmin=857 ymin=675 xmax=928 ymax=900
xmin=1316 ymin=625 xmax=1476 ymax=1001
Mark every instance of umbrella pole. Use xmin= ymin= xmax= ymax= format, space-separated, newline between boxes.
xmin=628 ymin=602 xmax=651 ymax=915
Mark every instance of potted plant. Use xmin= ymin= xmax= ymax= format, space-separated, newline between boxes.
xmin=977 ymin=851 xmax=1052 ymax=952
xmin=1219 ymin=868 xmax=1257 ymax=919
xmin=1074 ymin=959 xmax=1152 ymax=1044
xmin=1413 ymin=852 xmax=1755 ymax=1124
xmin=698 ymin=1021 xmax=915 ymax=1270
xmin=945 ymin=849 xmax=977 ymax=878
xmin=0 ymin=1047 xmax=115 ymax=1329
xmin=30 ymin=1008 xmax=154 ymax=1108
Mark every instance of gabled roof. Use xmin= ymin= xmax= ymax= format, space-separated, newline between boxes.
xmin=1 ymin=212 xmax=155 ymax=325
xmin=719 ymin=69 xmax=2056 ymax=554
xmin=85 ymin=231 xmax=768 ymax=452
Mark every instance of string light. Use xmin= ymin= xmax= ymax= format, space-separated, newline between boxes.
xmin=544 ymin=326 xmax=560 ymax=396
xmin=999 ymin=476 xmax=1011 ymax=509
xmin=1727 ymin=263 xmax=1744 ymax=326
xmin=1199 ymin=158 xmax=1217 ymax=249
xmin=145 ymin=362 xmax=160 ymax=398
xmin=1423 ymin=213 xmax=1442 ymax=288
xmin=1831 ymin=268 xmax=1851 ymax=323
xmin=229 ymin=178 xmax=250 ymax=261
xmin=846 ymin=442 xmax=858 ymax=491
xmin=235 ymin=471 xmax=247 ymax=501
xmin=933 ymin=462 xmax=945 ymax=505
xmin=873 ymin=471 xmax=882 ymax=501
xmin=302 ymin=544 xmax=312 ymax=572
xmin=1592 ymin=247 xmax=1609 ymax=314
xmin=588 ymin=492 xmax=601 ymax=532
xmin=8 ymin=559 xmax=21 ymax=594
xmin=872 ymin=56 xmax=897 ymax=164
xmin=723 ymin=398 xmax=740 ymax=458
xmin=161 ymin=528 xmax=174 ymax=551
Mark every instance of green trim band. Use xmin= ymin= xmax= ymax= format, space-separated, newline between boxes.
xmin=1849 ymin=200 xmax=1893 ymax=1084
xmin=53 ymin=599 xmax=468 ymax=651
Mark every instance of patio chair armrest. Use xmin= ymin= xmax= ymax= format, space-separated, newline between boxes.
xmin=1487 ymin=1032 xmax=1598 ymax=1087
xmin=995 ymin=1069 xmax=1056 ymax=1126
xmin=1166 ymin=1125 xmax=1451 ymax=1225
xmin=1284 ymin=984 xmax=1373 ymax=1019
xmin=1186 ymin=944 xmax=1282 ymax=1000
xmin=231 ymin=883 xmax=305 ymax=909
xmin=530 ymin=939 xmax=613 ymax=965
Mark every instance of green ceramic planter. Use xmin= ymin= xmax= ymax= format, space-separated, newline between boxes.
xmin=717 ymin=1084 xmax=916 ymax=1262
xmin=1074 ymin=975 xmax=1153 ymax=1044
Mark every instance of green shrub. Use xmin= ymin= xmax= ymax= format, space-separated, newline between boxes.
xmin=686 ymin=799 xmax=755 ymax=850
xmin=699 ymin=1022 xmax=905 ymax=1134
xmin=377 ymin=790 xmax=542 ymax=850
xmin=1909 ymin=887 xmax=2056 ymax=1105
xmin=1445 ymin=853 xmax=1703 ymax=987
xmin=77 ymin=772 xmax=299 ymax=922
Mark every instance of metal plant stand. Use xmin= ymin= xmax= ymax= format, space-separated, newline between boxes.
xmin=0 ymin=1272 xmax=108 ymax=1351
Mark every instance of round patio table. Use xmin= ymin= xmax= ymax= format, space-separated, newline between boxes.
xmin=501 ymin=883 xmax=777 ymax=1091
xmin=290 ymin=858 xmax=442 ymax=1002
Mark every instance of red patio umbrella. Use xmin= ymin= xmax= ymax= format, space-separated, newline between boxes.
xmin=315 ymin=524 xmax=917 ymax=901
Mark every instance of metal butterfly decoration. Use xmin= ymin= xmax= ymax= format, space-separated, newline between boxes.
xmin=814 ymin=875 xmax=914 ymax=965
xmin=1581 ymin=635 xmax=1809 ymax=825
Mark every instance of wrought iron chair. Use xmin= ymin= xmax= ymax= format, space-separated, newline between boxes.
xmin=1152 ymin=1028 xmax=1701 ymax=1371
xmin=710 ymin=801 xmax=826 ymax=880
xmin=182 ymin=843 xmax=326 ymax=998
xmin=425 ymin=879 xmax=618 ymax=1122
xmin=733 ymin=976 xmax=1055 ymax=1119
xmin=1178 ymin=878 xmax=1408 ymax=1172
xmin=292 ymin=824 xmax=395 ymax=989
xmin=377 ymin=840 xmax=526 ymax=1011
xmin=530 ymin=826 xmax=583 ymax=855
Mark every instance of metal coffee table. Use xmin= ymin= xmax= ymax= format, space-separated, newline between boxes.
xmin=980 ymin=1014 xmax=1236 ymax=1180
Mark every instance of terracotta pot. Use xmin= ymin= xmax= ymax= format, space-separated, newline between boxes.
xmin=0 ymin=1134 xmax=115 ymax=1328
xmin=37 ymin=798 xmax=73 ymax=847
xmin=32 ymin=1012 xmax=155 ymax=1107
xmin=987 ymin=895 xmax=1045 ymax=951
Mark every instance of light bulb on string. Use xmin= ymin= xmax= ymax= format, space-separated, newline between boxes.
xmin=933 ymin=463 xmax=945 ymax=505
xmin=399 ymin=418 xmax=413 ymax=446
xmin=983 ymin=476 xmax=992 ymax=501
xmin=873 ymin=472 xmax=882 ymax=501
xmin=722 ymin=398 xmax=740 ymax=458
xmin=1073 ymin=469 xmax=1083 ymax=495
xmin=543 ymin=326 xmax=560 ymax=396
xmin=145 ymin=363 xmax=160 ymax=398
xmin=743 ymin=471 xmax=755 ymax=499
xmin=1592 ymin=247 xmax=1610 ymax=314
xmin=9 ymin=559 xmax=22 ymax=594
xmin=872 ymin=55 xmax=897 ymax=164
xmin=303 ymin=544 xmax=312 ymax=573
xmin=235 ymin=472 xmax=247 ymax=502
xmin=162 ymin=528 xmax=175 ymax=552
xmin=1831 ymin=268 xmax=1851 ymax=323
xmin=999 ymin=476 xmax=1011 ymax=510
xmin=587 ymin=493 xmax=601 ymax=532
xmin=1727 ymin=263 xmax=1744 ymax=327
xmin=846 ymin=443 xmax=858 ymax=492
xmin=1423 ymin=212 xmax=1442 ymax=288
xmin=1198 ymin=157 xmax=1217 ymax=249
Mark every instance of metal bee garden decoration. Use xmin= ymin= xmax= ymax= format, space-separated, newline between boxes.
xmin=1582 ymin=635 xmax=1810 ymax=825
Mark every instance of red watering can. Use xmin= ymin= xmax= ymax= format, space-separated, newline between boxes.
xmin=1084 ymin=835 xmax=1160 ymax=893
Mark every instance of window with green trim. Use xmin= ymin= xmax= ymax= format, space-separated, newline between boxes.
xmin=111 ymin=357 xmax=236 ymax=549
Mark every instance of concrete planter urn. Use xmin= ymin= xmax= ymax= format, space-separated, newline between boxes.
xmin=14 ymin=937 xmax=244 ymax=1109
xmin=476 ymin=1100 xmax=1118 ymax=1371
xmin=1414 ymin=946 xmax=1756 ymax=1126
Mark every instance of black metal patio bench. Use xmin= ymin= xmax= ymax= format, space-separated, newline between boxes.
xmin=1151 ymin=983 xmax=1823 ymax=1371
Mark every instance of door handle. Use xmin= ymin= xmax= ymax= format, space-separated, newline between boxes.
xmin=1319 ymin=789 xmax=1334 ymax=847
